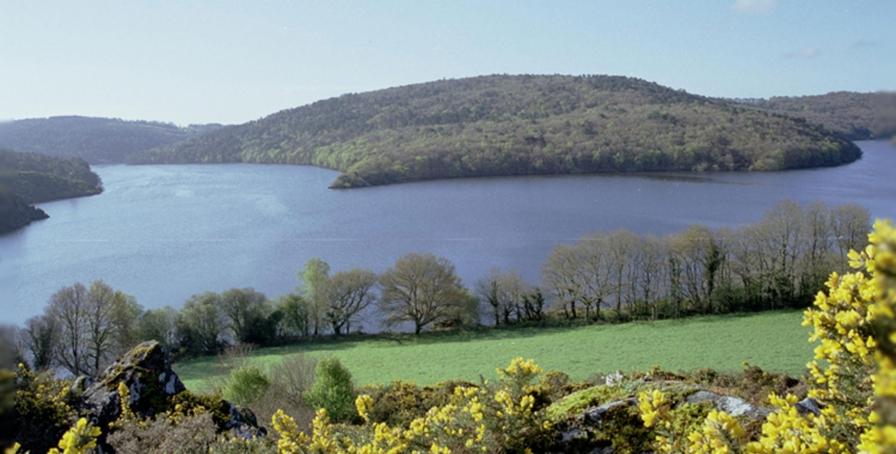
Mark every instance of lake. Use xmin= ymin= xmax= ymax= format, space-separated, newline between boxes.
xmin=1 ymin=140 xmax=894 ymax=326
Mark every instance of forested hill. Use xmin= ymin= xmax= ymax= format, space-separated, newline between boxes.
xmin=734 ymin=91 xmax=896 ymax=140
xmin=0 ymin=149 xmax=103 ymax=233
xmin=0 ymin=116 xmax=223 ymax=163
xmin=132 ymin=74 xmax=861 ymax=188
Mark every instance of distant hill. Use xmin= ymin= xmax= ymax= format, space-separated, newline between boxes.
xmin=0 ymin=149 xmax=103 ymax=233
xmin=734 ymin=91 xmax=896 ymax=140
xmin=0 ymin=116 xmax=224 ymax=164
xmin=132 ymin=74 xmax=861 ymax=188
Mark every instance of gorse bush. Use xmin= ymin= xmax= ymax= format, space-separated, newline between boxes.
xmin=635 ymin=219 xmax=896 ymax=453
xmin=272 ymin=357 xmax=553 ymax=453
xmin=304 ymin=357 xmax=356 ymax=422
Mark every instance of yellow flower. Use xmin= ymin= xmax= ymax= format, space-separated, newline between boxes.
xmin=49 ymin=418 xmax=101 ymax=454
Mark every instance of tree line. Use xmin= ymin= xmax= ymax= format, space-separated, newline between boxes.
xmin=4 ymin=200 xmax=870 ymax=378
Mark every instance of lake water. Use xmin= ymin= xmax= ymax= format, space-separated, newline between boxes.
xmin=1 ymin=140 xmax=894 ymax=326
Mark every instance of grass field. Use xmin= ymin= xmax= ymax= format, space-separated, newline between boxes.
xmin=175 ymin=311 xmax=812 ymax=392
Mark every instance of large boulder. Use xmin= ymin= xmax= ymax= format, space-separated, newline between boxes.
xmin=82 ymin=341 xmax=185 ymax=425
xmin=80 ymin=341 xmax=264 ymax=440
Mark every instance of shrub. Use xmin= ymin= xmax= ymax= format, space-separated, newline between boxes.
xmin=107 ymin=412 xmax=219 ymax=453
xmin=11 ymin=365 xmax=77 ymax=454
xmin=273 ymin=357 xmax=552 ymax=453
xmin=248 ymin=354 xmax=317 ymax=430
xmin=222 ymin=366 xmax=271 ymax=407
xmin=304 ymin=357 xmax=355 ymax=422
xmin=358 ymin=380 xmax=473 ymax=427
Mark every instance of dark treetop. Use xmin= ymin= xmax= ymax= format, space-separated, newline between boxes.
xmin=0 ymin=149 xmax=102 ymax=233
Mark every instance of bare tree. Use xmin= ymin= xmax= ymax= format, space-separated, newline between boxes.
xmin=379 ymin=253 xmax=468 ymax=334
xmin=476 ymin=269 xmax=529 ymax=326
xmin=48 ymin=282 xmax=89 ymax=376
xmin=22 ymin=315 xmax=59 ymax=370
xmin=831 ymin=204 xmax=871 ymax=258
xmin=543 ymin=245 xmax=585 ymax=319
xmin=326 ymin=269 xmax=377 ymax=335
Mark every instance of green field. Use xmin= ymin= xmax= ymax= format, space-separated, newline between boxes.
xmin=175 ymin=311 xmax=812 ymax=391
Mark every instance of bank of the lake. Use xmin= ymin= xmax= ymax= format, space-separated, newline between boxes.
xmin=1 ymin=140 xmax=894 ymax=326
xmin=175 ymin=310 xmax=810 ymax=390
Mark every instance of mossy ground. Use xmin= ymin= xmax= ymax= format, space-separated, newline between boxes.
xmin=176 ymin=311 xmax=811 ymax=392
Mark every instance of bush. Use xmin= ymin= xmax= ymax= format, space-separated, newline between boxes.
xmin=248 ymin=355 xmax=317 ymax=430
xmin=11 ymin=365 xmax=77 ymax=453
xmin=304 ymin=357 xmax=355 ymax=422
xmin=108 ymin=412 xmax=219 ymax=453
xmin=358 ymin=380 xmax=473 ymax=427
xmin=222 ymin=366 xmax=270 ymax=407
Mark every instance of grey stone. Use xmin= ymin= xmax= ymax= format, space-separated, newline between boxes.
xmin=686 ymin=390 xmax=769 ymax=419
xmin=604 ymin=371 xmax=625 ymax=386
xmin=796 ymin=397 xmax=822 ymax=416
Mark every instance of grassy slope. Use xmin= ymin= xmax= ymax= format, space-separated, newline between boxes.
xmin=176 ymin=311 xmax=811 ymax=391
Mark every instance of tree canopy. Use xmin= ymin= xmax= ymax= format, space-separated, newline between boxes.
xmin=131 ymin=74 xmax=861 ymax=188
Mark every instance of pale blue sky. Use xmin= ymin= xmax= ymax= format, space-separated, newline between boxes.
xmin=1 ymin=0 xmax=893 ymax=125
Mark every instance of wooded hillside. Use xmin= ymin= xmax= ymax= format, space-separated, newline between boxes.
xmin=736 ymin=91 xmax=896 ymax=140
xmin=131 ymin=75 xmax=862 ymax=188
xmin=0 ymin=116 xmax=222 ymax=163
xmin=0 ymin=149 xmax=102 ymax=233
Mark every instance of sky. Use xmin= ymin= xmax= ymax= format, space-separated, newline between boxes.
xmin=0 ymin=0 xmax=893 ymax=125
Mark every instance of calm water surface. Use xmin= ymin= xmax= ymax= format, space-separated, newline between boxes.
xmin=1 ymin=140 xmax=894 ymax=325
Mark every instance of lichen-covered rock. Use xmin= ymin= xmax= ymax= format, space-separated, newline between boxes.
xmin=82 ymin=341 xmax=185 ymax=426
xmin=80 ymin=341 xmax=264 ymax=441
xmin=549 ymin=397 xmax=649 ymax=454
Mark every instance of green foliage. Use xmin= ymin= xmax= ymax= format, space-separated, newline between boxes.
xmin=305 ymin=357 xmax=356 ymax=422
xmin=177 ymin=293 xmax=225 ymax=356
xmin=545 ymin=384 xmax=626 ymax=422
xmin=357 ymin=380 xmax=474 ymax=427
xmin=220 ymin=288 xmax=276 ymax=345
xmin=11 ymin=365 xmax=77 ymax=454
xmin=0 ymin=149 xmax=101 ymax=232
xmin=222 ymin=366 xmax=271 ymax=407
xmin=132 ymin=75 xmax=861 ymax=187
xmin=0 ymin=149 xmax=101 ymax=203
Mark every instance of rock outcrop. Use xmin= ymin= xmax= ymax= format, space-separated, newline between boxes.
xmin=80 ymin=341 xmax=263 ymax=442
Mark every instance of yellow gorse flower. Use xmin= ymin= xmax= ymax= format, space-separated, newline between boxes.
xmin=48 ymin=418 xmax=101 ymax=454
